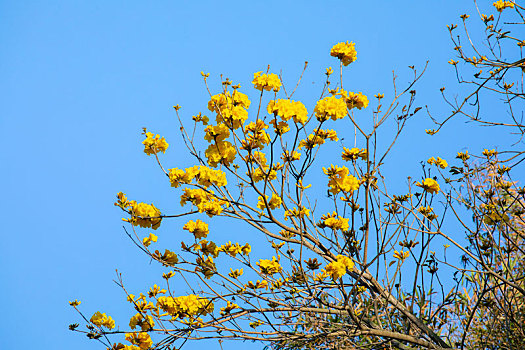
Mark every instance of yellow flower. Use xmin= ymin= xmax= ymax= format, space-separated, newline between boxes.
xmin=142 ymin=233 xmax=158 ymax=247
xmin=205 ymin=141 xmax=237 ymax=167
xmin=284 ymin=207 xmax=310 ymax=220
xmin=427 ymin=157 xmax=448 ymax=169
xmin=416 ymin=178 xmax=440 ymax=194
xmin=257 ymin=256 xmax=282 ymax=275
xmin=338 ymin=89 xmax=368 ymax=110
xmin=153 ymin=249 xmax=179 ymax=265
xmin=69 ymin=299 xmax=81 ymax=307
xmin=323 ymin=165 xmax=360 ymax=195
xmin=314 ymin=95 xmax=348 ymax=122
xmin=257 ymin=193 xmax=282 ymax=210
xmin=220 ymin=301 xmax=239 ymax=315
xmin=393 ymin=250 xmax=410 ymax=261
xmin=129 ymin=313 xmax=155 ymax=331
xmin=318 ymin=212 xmax=349 ymax=232
xmin=330 ymin=41 xmax=357 ymax=66
xmin=341 ymin=147 xmax=367 ymax=161
xmin=204 ymin=124 xmax=230 ymax=143
xmin=142 ymin=131 xmax=169 ymax=156
xmin=267 ymin=99 xmax=308 ymax=124
xmin=493 ymin=0 xmax=514 ymax=12
xmin=324 ymin=255 xmax=354 ymax=279
xmin=228 ymin=268 xmax=244 ymax=278
xmin=90 ymin=311 xmax=115 ymax=330
xmin=125 ymin=332 xmax=153 ymax=350
xmin=127 ymin=201 xmax=162 ymax=230
xmin=252 ymin=71 xmax=282 ymax=92
xmin=156 ymin=294 xmax=214 ymax=319
xmin=183 ymin=219 xmax=209 ymax=239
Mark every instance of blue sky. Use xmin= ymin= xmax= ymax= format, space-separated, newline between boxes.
xmin=0 ymin=1 xmax=515 ymax=349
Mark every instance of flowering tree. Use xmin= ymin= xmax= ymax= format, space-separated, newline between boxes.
xmin=69 ymin=2 xmax=525 ymax=349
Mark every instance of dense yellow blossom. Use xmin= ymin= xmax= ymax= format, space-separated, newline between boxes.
xmin=180 ymin=188 xmax=229 ymax=217
xmin=330 ymin=41 xmax=357 ymax=66
xmin=267 ymin=99 xmax=308 ymax=124
xmin=493 ymin=0 xmax=514 ymax=11
xmin=427 ymin=157 xmax=448 ymax=169
xmin=324 ymin=255 xmax=354 ymax=279
xmin=341 ymin=147 xmax=367 ymax=161
xmin=242 ymin=120 xmax=272 ymax=150
xmin=205 ymin=141 xmax=237 ymax=167
xmin=142 ymin=233 xmax=158 ymax=247
xmin=142 ymin=131 xmax=169 ymax=156
xmin=257 ymin=193 xmax=283 ymax=210
xmin=323 ymin=165 xmax=360 ymax=195
xmin=314 ymin=96 xmax=348 ymax=122
xmin=208 ymin=91 xmax=250 ymax=129
xmin=125 ymin=332 xmax=153 ymax=350
xmin=318 ymin=212 xmax=349 ymax=232
xmin=252 ymin=71 xmax=282 ymax=92
xmin=183 ymin=219 xmax=209 ymax=239
xmin=194 ymin=239 xmax=220 ymax=257
xmin=156 ymin=294 xmax=214 ymax=319
xmin=416 ymin=178 xmax=440 ymax=194
xmin=125 ymin=200 xmax=162 ymax=230
xmin=204 ymin=124 xmax=230 ymax=142
xmin=129 ymin=313 xmax=155 ymax=331
xmin=90 ymin=311 xmax=115 ymax=330
xmin=169 ymin=165 xmax=227 ymax=188
xmin=250 ymin=168 xmax=277 ymax=183
xmin=257 ymin=256 xmax=282 ymax=275
xmin=338 ymin=89 xmax=369 ymax=110
xmin=299 ymin=129 xmax=338 ymax=150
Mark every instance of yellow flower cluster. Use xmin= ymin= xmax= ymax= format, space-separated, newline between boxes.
xmin=323 ymin=165 xmax=360 ymax=195
xmin=228 ymin=268 xmax=244 ymax=278
xmin=125 ymin=332 xmax=153 ymax=350
xmin=205 ymin=141 xmax=237 ymax=168
xmin=252 ymin=71 xmax=282 ymax=92
xmin=281 ymin=150 xmax=301 ymax=162
xmin=257 ymin=193 xmax=283 ymax=210
xmin=153 ymin=249 xmax=179 ymax=265
xmin=314 ymin=96 xmax=348 ymax=122
xmin=208 ymin=90 xmax=250 ymax=129
xmin=156 ymin=294 xmax=214 ymax=319
xmin=116 ymin=193 xmax=162 ymax=230
xmin=193 ymin=239 xmax=220 ymax=257
xmin=298 ymin=129 xmax=338 ymax=150
xmin=183 ymin=219 xmax=209 ymax=239
xmin=246 ymin=280 xmax=268 ymax=290
xmin=242 ymin=120 xmax=272 ymax=150
xmin=90 ymin=311 xmax=115 ymax=330
xmin=257 ymin=256 xmax=282 ymax=275
xmin=267 ymin=99 xmax=308 ymax=124
xmin=416 ymin=178 xmax=440 ymax=194
xmin=219 ymin=241 xmax=251 ymax=257
xmin=204 ymin=123 xmax=230 ymax=142
xmin=196 ymin=255 xmax=216 ymax=279
xmin=339 ymin=89 xmax=369 ymax=110
xmin=180 ymin=188 xmax=230 ymax=217
xmin=393 ymin=250 xmax=410 ymax=261
xmin=220 ymin=301 xmax=239 ymax=315
xmin=317 ymin=212 xmax=349 ymax=232
xmin=418 ymin=206 xmax=438 ymax=221
xmin=341 ymin=147 xmax=367 ymax=161
xmin=142 ymin=131 xmax=169 ymax=156
xmin=169 ymin=165 xmax=227 ymax=188
xmin=324 ymin=255 xmax=354 ymax=279
xmin=129 ymin=313 xmax=155 ymax=331
xmin=427 ymin=157 xmax=448 ymax=169
xmin=142 ymin=233 xmax=158 ymax=247
xmin=493 ymin=0 xmax=514 ymax=11
xmin=330 ymin=41 xmax=357 ymax=66
xmin=284 ymin=206 xmax=310 ymax=220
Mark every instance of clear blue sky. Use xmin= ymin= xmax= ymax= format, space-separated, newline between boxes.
xmin=0 ymin=1 xmax=513 ymax=349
